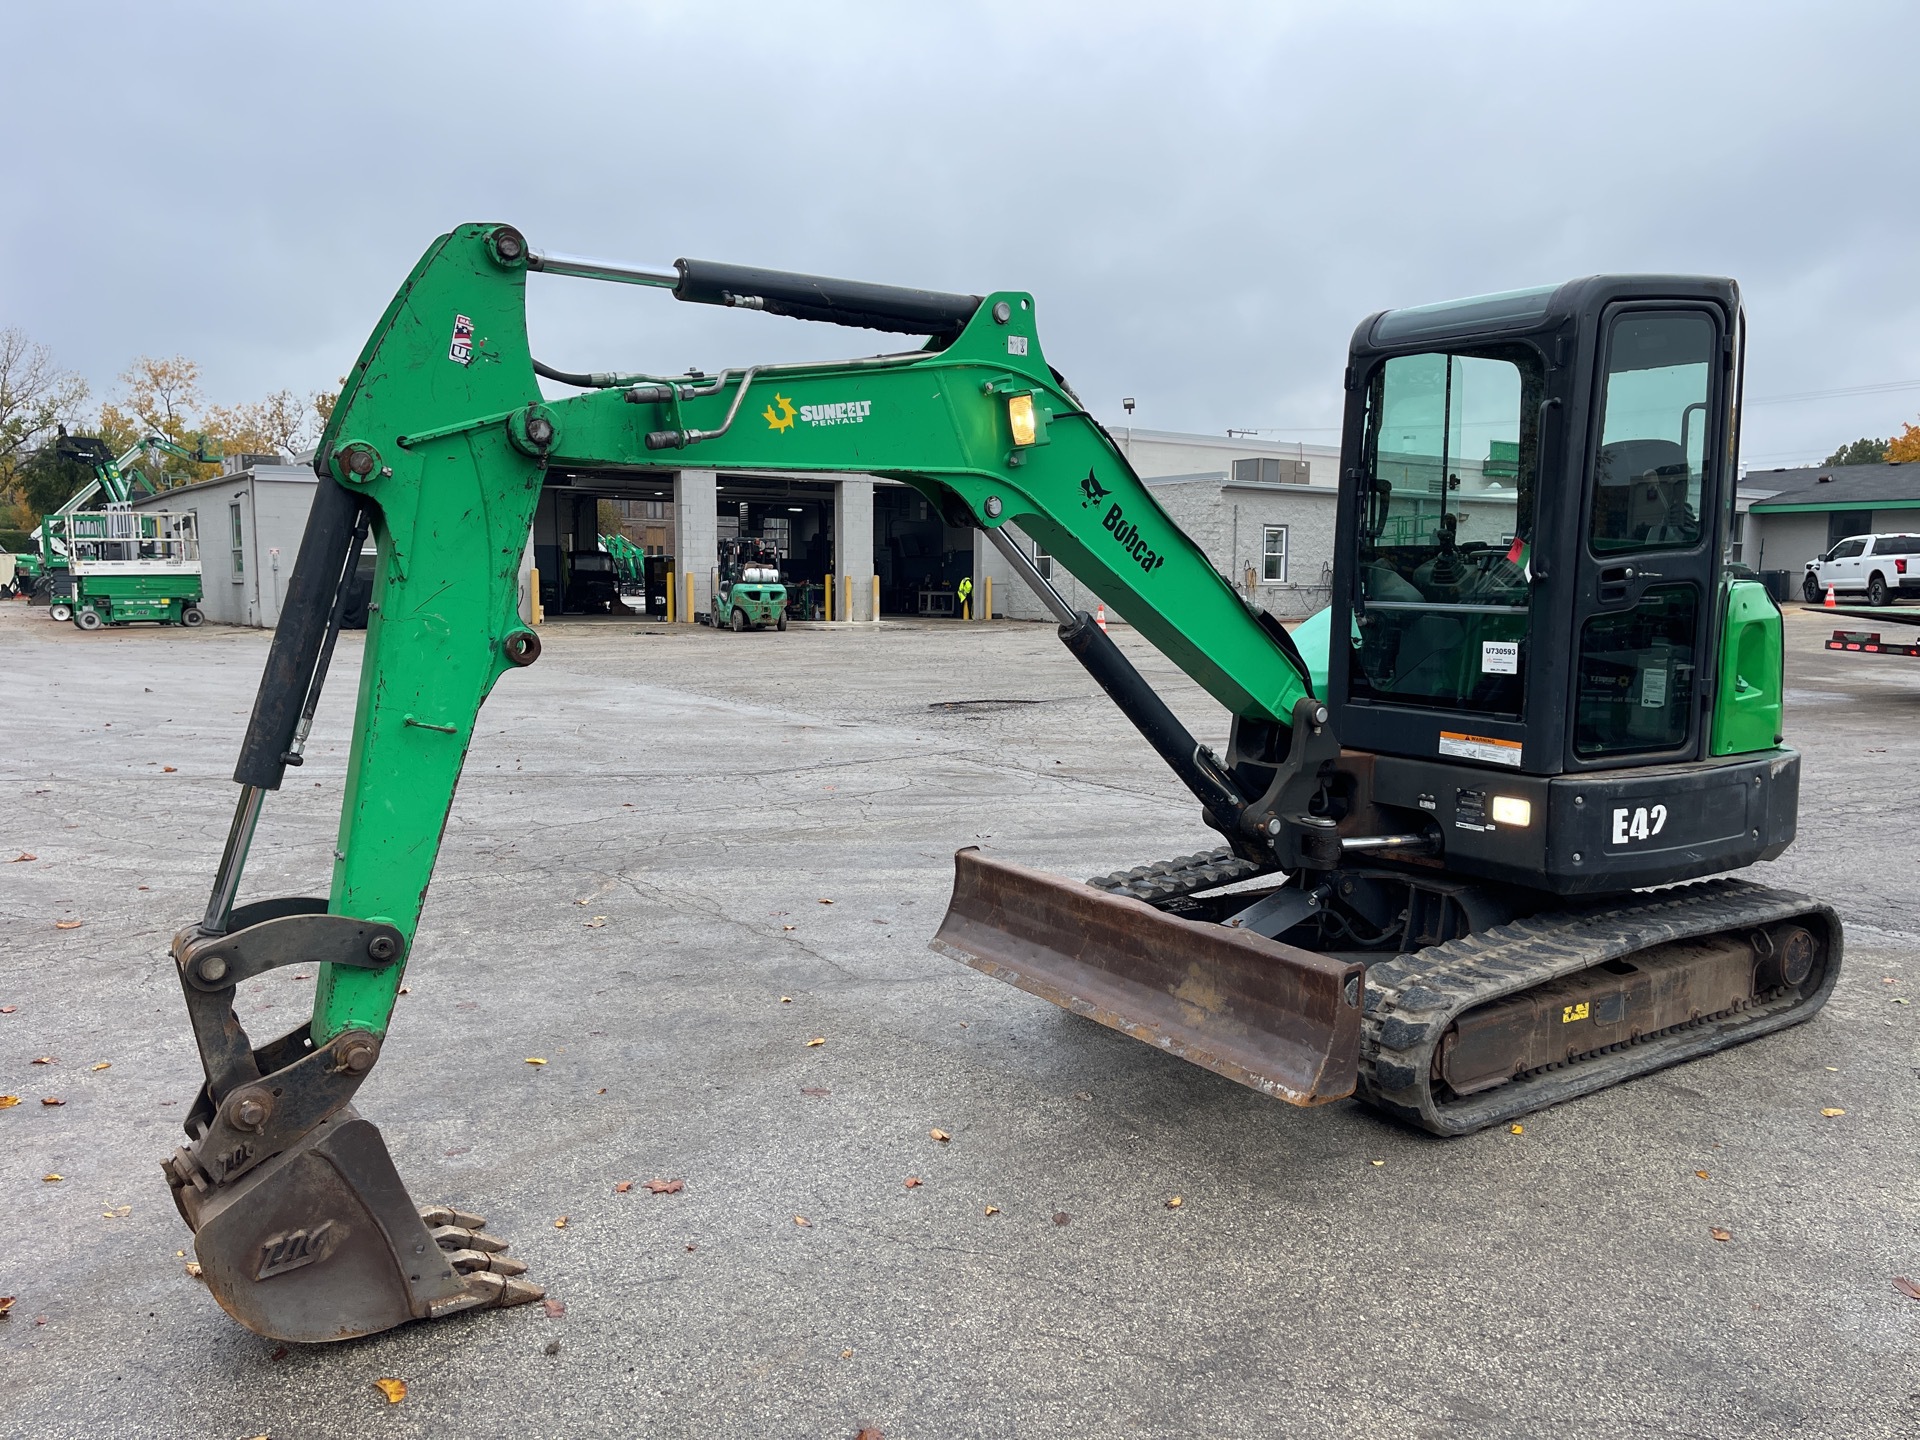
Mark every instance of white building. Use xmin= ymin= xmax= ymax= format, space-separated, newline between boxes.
xmin=130 ymin=459 xmax=317 ymax=627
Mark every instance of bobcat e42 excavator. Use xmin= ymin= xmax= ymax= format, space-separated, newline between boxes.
xmin=165 ymin=224 xmax=1840 ymax=1343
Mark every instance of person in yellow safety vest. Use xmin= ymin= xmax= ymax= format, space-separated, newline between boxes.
xmin=956 ymin=574 xmax=973 ymax=619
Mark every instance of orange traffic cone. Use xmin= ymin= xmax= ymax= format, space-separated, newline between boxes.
xmin=1096 ymin=602 xmax=1108 ymax=633
xmin=1824 ymin=583 xmax=1836 ymax=608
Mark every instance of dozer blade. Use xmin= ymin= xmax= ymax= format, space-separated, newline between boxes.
xmin=932 ymin=849 xmax=1364 ymax=1104
xmin=175 ymin=1107 xmax=540 ymax=1344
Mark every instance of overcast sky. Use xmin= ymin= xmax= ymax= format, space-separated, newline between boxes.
xmin=6 ymin=2 xmax=1915 ymax=471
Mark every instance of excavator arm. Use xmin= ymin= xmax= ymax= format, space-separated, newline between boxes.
xmin=167 ymin=224 xmax=1356 ymax=1343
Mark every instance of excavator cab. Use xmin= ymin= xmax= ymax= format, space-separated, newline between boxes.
xmin=1335 ymin=278 xmax=1748 ymax=773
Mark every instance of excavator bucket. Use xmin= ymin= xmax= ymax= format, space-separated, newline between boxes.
xmin=170 ymin=1106 xmax=542 ymax=1345
xmin=931 ymin=850 xmax=1364 ymax=1104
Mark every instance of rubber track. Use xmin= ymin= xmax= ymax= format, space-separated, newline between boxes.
xmin=1087 ymin=847 xmax=1274 ymax=904
xmin=1357 ymin=878 xmax=1843 ymax=1136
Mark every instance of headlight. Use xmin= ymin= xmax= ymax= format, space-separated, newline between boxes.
xmin=1490 ymin=795 xmax=1532 ymax=827
xmin=1008 ymin=393 xmax=1037 ymax=447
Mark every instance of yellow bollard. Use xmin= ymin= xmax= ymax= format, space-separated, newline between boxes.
xmin=685 ymin=571 xmax=694 ymax=624
xmin=530 ymin=567 xmax=544 ymax=625
xmin=871 ymin=574 xmax=880 ymax=624
xmin=982 ymin=574 xmax=991 ymax=622
xmin=666 ymin=569 xmax=675 ymax=623
xmin=826 ymin=572 xmax=834 ymax=622
xmin=842 ymin=573 xmax=852 ymax=625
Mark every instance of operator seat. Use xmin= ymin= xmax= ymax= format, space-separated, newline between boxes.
xmin=1593 ymin=439 xmax=1694 ymax=547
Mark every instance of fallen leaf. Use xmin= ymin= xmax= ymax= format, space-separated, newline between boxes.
xmin=1884 ymin=978 xmax=1898 ymax=985
xmin=1369 ymin=1159 xmax=1384 ymax=1167
xmin=373 ymin=1377 xmax=407 ymax=1405
xmin=1821 ymin=1108 xmax=1846 ymax=1117
xmin=41 ymin=1097 xmax=63 ymax=1106
xmin=103 ymin=1205 xmax=131 ymax=1218
xmin=54 ymin=920 xmax=82 ymax=930
xmin=162 ymin=766 xmax=177 ymax=773
xmin=542 ymin=1298 xmax=566 ymax=1318
xmin=929 ymin=1128 xmax=951 ymax=1143
xmin=1894 ymin=998 xmax=1910 ymax=1006
xmin=0 ymin=1097 xmax=18 ymax=1108
xmin=0 ymin=1006 xmax=14 ymax=1013
xmin=41 ymin=1174 xmax=62 ymax=1183
xmin=643 ymin=1178 xmax=684 ymax=1195
xmin=841 ymin=1347 xmax=854 ymax=1359
xmin=31 ymin=1056 xmax=54 ymax=1065
xmin=685 ymin=1244 xmax=696 ymax=1252
xmin=818 ymin=898 xmax=834 ymax=905
xmin=780 ymin=996 xmax=793 ymax=1004
xmin=398 ymin=986 xmax=410 ymax=995
xmin=782 ymin=924 xmax=796 ymax=932
xmin=89 ymin=1062 xmax=110 ymax=1072
xmin=10 ymin=853 xmax=35 ymax=863
xmin=801 ymin=1087 xmax=830 ymax=1097
xmin=0 ymin=1297 xmax=11 ymax=1318
xmin=1825 ymin=1066 xmax=1839 ymax=1071
xmin=523 ymin=1057 xmax=548 ymax=1067
xmin=806 ymin=1037 xmax=826 ymax=1047
xmin=794 ymin=1215 xmax=813 ymax=1227
xmin=583 ymin=916 xmax=606 ymax=929
xmin=984 ymin=1205 xmax=1000 ymax=1216
xmin=614 ymin=1181 xmax=634 ymax=1194
xmin=855 ymin=1429 xmax=884 ymax=1440
xmin=1894 ymin=1277 xmax=1920 ymax=1301
xmin=1165 ymin=1196 xmax=1182 ymax=1209
xmin=1696 ymin=1170 xmax=1710 ymax=1180
xmin=904 ymin=1177 xmax=922 ymax=1189
xmin=1052 ymin=1211 xmax=1070 ymax=1226
xmin=1508 ymin=1124 xmax=1524 ymax=1135
xmin=596 ymin=1087 xmax=607 ymax=1095
xmin=1709 ymin=1227 xmax=1732 ymax=1242
xmin=184 ymin=1261 xmax=203 ymax=1280
xmin=554 ymin=1215 xmax=569 ymax=1228
xmin=574 ymin=898 xmax=589 ymax=905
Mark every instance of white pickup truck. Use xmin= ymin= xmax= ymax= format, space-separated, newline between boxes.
xmin=1802 ymin=532 xmax=1920 ymax=605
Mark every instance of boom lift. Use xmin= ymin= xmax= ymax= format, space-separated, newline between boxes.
xmin=166 ymin=225 xmax=1840 ymax=1343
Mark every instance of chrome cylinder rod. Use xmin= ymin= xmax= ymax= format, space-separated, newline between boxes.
xmin=202 ymin=786 xmax=266 ymax=933
xmin=984 ymin=524 xmax=1075 ymax=626
xmin=526 ymin=250 xmax=679 ymax=289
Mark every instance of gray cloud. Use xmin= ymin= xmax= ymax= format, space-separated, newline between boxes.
xmin=6 ymin=1 xmax=1914 ymax=467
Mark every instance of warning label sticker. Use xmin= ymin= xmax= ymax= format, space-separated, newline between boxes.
xmin=1438 ymin=731 xmax=1522 ymax=768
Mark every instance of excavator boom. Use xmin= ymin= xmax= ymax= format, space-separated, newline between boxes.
xmin=167 ymin=224 xmax=1349 ymax=1341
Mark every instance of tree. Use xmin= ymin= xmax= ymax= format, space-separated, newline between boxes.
xmin=1823 ymin=437 xmax=1888 ymax=466
xmin=1890 ymin=424 xmax=1920 ymax=465
xmin=0 ymin=328 xmax=90 ymax=526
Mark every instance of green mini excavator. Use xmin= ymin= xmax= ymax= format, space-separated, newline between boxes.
xmin=165 ymin=224 xmax=1839 ymax=1343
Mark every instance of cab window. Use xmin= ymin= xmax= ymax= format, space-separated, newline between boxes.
xmin=1351 ymin=343 xmax=1545 ymax=717
xmin=1590 ymin=313 xmax=1714 ymax=554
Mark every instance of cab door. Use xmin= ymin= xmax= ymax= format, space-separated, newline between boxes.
xmin=1569 ymin=304 xmax=1729 ymax=766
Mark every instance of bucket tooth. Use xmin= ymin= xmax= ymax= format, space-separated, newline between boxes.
xmin=932 ymin=848 xmax=1364 ymax=1105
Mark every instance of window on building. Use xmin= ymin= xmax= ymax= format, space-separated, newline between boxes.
xmin=1728 ymin=509 xmax=1746 ymax=564
xmin=1233 ymin=457 xmax=1310 ymax=486
xmin=1032 ymin=541 xmax=1053 ymax=579
xmin=229 ymin=500 xmax=245 ymax=580
xmin=1261 ymin=525 xmax=1288 ymax=582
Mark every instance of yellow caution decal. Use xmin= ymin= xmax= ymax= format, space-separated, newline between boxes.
xmin=1562 ymin=1001 xmax=1590 ymax=1024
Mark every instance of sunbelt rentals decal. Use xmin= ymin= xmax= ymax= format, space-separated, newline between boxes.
xmin=764 ymin=393 xmax=872 ymax=432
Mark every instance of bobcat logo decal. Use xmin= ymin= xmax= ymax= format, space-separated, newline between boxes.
xmin=1080 ymin=470 xmax=1111 ymax=509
